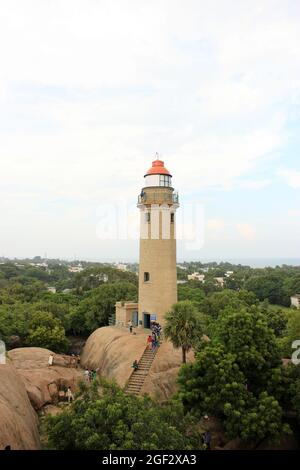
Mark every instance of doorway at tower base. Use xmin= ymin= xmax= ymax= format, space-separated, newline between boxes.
xmin=115 ymin=301 xmax=139 ymax=327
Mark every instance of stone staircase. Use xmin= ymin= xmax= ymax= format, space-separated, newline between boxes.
xmin=125 ymin=346 xmax=159 ymax=395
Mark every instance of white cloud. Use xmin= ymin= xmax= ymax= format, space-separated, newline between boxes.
xmin=236 ymin=223 xmax=256 ymax=241
xmin=0 ymin=0 xmax=299 ymax=258
xmin=288 ymin=209 xmax=300 ymax=217
xmin=238 ymin=179 xmax=271 ymax=190
xmin=278 ymin=169 xmax=300 ymax=189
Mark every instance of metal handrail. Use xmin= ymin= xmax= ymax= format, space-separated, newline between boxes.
xmin=138 ymin=193 xmax=179 ymax=204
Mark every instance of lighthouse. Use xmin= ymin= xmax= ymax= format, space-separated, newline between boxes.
xmin=137 ymin=156 xmax=179 ymax=327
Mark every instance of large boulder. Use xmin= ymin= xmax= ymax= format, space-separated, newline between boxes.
xmin=81 ymin=326 xmax=148 ymax=387
xmin=81 ymin=326 xmax=194 ymax=399
xmin=8 ymin=348 xmax=83 ymax=410
xmin=0 ymin=364 xmax=40 ymax=450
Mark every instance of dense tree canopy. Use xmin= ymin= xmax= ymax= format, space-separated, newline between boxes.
xmin=45 ymin=381 xmax=201 ymax=450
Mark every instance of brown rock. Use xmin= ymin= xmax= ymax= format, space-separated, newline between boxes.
xmin=8 ymin=347 xmax=83 ymax=410
xmin=81 ymin=326 xmax=148 ymax=387
xmin=81 ymin=326 xmax=194 ymax=399
xmin=0 ymin=364 xmax=40 ymax=450
xmin=141 ymin=341 xmax=194 ymax=400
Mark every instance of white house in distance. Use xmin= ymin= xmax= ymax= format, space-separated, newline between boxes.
xmin=291 ymin=294 xmax=300 ymax=309
xmin=68 ymin=264 xmax=83 ymax=273
xmin=188 ymin=272 xmax=205 ymax=283
xmin=116 ymin=263 xmax=128 ymax=272
xmin=47 ymin=286 xmax=56 ymax=294
xmin=225 ymin=271 xmax=234 ymax=277
xmin=214 ymin=277 xmax=225 ymax=288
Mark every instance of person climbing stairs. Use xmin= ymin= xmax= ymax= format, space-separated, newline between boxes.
xmin=125 ymin=344 xmax=160 ymax=395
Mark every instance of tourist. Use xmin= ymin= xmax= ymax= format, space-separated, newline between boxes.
xmin=66 ymin=386 xmax=74 ymax=403
xmin=132 ymin=360 xmax=139 ymax=371
xmin=128 ymin=320 xmax=133 ymax=333
xmin=203 ymin=431 xmax=211 ymax=450
xmin=147 ymin=335 xmax=153 ymax=350
xmin=84 ymin=368 xmax=90 ymax=382
xmin=48 ymin=354 xmax=54 ymax=367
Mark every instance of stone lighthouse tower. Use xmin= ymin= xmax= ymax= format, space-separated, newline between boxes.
xmin=137 ymin=156 xmax=179 ymax=328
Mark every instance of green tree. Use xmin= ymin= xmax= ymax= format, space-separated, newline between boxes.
xmin=224 ymin=391 xmax=289 ymax=442
xmin=214 ymin=306 xmax=281 ymax=391
xmin=164 ymin=300 xmax=203 ymax=363
xmin=279 ymin=310 xmax=300 ymax=357
xmin=178 ymin=344 xmax=247 ymax=417
xmin=178 ymin=343 xmax=289 ymax=442
xmin=70 ymin=282 xmax=137 ymax=335
xmin=199 ymin=289 xmax=257 ymax=319
xmin=45 ymin=380 xmax=201 ymax=450
xmin=26 ymin=310 xmax=69 ymax=352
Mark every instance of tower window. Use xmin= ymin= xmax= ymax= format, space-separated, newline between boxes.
xmin=145 ymin=212 xmax=151 ymax=223
xmin=159 ymin=175 xmax=171 ymax=187
xmin=144 ymin=272 xmax=150 ymax=282
xmin=171 ymin=213 xmax=174 ymax=223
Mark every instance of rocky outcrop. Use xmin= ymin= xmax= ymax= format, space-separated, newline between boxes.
xmin=8 ymin=348 xmax=83 ymax=410
xmin=81 ymin=326 xmax=194 ymax=399
xmin=141 ymin=341 xmax=194 ymax=400
xmin=0 ymin=364 xmax=40 ymax=450
xmin=81 ymin=326 xmax=148 ymax=387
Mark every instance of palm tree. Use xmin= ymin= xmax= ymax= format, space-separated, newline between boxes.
xmin=164 ymin=300 xmax=202 ymax=363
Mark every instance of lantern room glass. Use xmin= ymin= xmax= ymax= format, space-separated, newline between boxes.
xmin=159 ymin=175 xmax=171 ymax=187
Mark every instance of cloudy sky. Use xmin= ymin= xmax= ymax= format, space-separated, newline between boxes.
xmin=0 ymin=0 xmax=299 ymax=262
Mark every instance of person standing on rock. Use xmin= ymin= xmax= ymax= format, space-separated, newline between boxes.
xmin=66 ymin=386 xmax=74 ymax=403
xmin=84 ymin=368 xmax=90 ymax=382
xmin=48 ymin=354 xmax=54 ymax=367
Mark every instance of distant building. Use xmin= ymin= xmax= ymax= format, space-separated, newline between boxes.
xmin=291 ymin=294 xmax=300 ymax=309
xmin=97 ymin=273 xmax=109 ymax=283
xmin=29 ymin=262 xmax=48 ymax=268
xmin=225 ymin=270 xmax=234 ymax=277
xmin=177 ymin=279 xmax=188 ymax=284
xmin=63 ymin=288 xmax=72 ymax=294
xmin=47 ymin=287 xmax=56 ymax=294
xmin=116 ymin=263 xmax=127 ymax=271
xmin=115 ymin=302 xmax=139 ymax=327
xmin=188 ymin=272 xmax=205 ymax=283
xmin=214 ymin=277 xmax=225 ymax=288
xmin=68 ymin=264 xmax=83 ymax=273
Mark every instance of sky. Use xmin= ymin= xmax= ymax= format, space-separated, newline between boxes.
xmin=0 ymin=0 xmax=299 ymax=262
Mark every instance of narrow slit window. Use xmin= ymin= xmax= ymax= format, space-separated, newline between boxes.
xmin=144 ymin=272 xmax=150 ymax=282
xmin=171 ymin=213 xmax=175 ymax=223
xmin=145 ymin=212 xmax=151 ymax=223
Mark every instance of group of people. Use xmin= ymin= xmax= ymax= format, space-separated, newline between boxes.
xmin=84 ymin=368 xmax=97 ymax=382
xmin=147 ymin=321 xmax=162 ymax=351
xmin=70 ymin=353 xmax=80 ymax=368
xmin=48 ymin=353 xmax=80 ymax=368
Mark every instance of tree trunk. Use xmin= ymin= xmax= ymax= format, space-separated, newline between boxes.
xmin=182 ymin=347 xmax=186 ymax=363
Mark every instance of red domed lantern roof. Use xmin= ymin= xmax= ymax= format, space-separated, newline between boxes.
xmin=145 ymin=157 xmax=171 ymax=177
